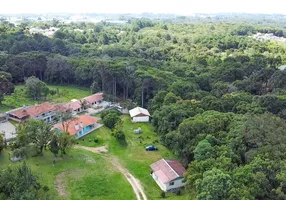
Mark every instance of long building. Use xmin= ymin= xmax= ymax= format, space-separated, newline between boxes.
xmin=7 ymin=102 xmax=56 ymax=123
xmin=6 ymin=92 xmax=104 ymax=123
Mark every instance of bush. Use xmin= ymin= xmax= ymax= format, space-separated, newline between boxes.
xmin=100 ymin=109 xmax=120 ymax=119
xmin=94 ymin=138 xmax=99 ymax=143
xmin=49 ymin=90 xmax=57 ymax=96
xmin=103 ymin=113 xmax=121 ymax=129
xmin=0 ymin=135 xmax=4 ymax=153
xmin=161 ymin=191 xmax=166 ymax=198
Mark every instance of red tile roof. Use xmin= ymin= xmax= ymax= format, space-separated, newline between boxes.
xmin=26 ymin=102 xmax=55 ymax=118
xmin=9 ymin=102 xmax=55 ymax=119
xmin=83 ymin=93 xmax=103 ymax=104
xmin=150 ymin=159 xmax=186 ymax=184
xmin=54 ymin=115 xmax=100 ymax=135
xmin=10 ymin=108 xmax=30 ymax=119
xmin=66 ymin=100 xmax=82 ymax=111
xmin=54 ymin=104 xmax=70 ymax=112
xmin=166 ymin=160 xmax=186 ymax=177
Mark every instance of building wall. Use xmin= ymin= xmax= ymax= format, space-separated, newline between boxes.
xmin=151 ymin=173 xmax=167 ymax=191
xmin=132 ymin=116 xmax=149 ymax=122
xmin=151 ymin=173 xmax=185 ymax=192
xmin=165 ymin=178 xmax=186 ymax=192
xmin=74 ymin=125 xmax=95 ymax=139
xmin=34 ymin=111 xmax=55 ymax=123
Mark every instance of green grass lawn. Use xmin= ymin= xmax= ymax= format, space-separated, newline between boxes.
xmin=110 ymin=116 xmax=189 ymax=200
xmin=0 ymin=105 xmax=12 ymax=113
xmin=0 ymin=148 xmax=134 ymax=200
xmin=0 ymin=84 xmax=90 ymax=113
xmin=0 ymin=114 xmax=190 ymax=199
xmin=76 ymin=115 xmax=189 ymax=199
xmin=76 ymin=127 xmax=111 ymax=148
xmin=47 ymin=85 xmax=91 ymax=104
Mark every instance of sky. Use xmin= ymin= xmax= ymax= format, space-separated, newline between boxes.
xmin=0 ymin=0 xmax=286 ymax=15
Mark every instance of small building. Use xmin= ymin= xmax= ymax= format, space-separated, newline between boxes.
xmin=54 ymin=115 xmax=100 ymax=139
xmin=83 ymin=93 xmax=104 ymax=107
xmin=66 ymin=100 xmax=84 ymax=115
xmin=54 ymin=103 xmax=70 ymax=112
xmin=129 ymin=107 xmax=150 ymax=122
xmin=150 ymin=158 xmax=186 ymax=193
xmin=7 ymin=102 xmax=56 ymax=123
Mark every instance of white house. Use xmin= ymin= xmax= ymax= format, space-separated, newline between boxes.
xmin=129 ymin=107 xmax=150 ymax=122
xmin=150 ymin=158 xmax=186 ymax=192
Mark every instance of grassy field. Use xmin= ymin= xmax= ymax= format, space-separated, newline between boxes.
xmin=78 ymin=115 xmax=189 ymax=199
xmin=0 ymin=115 xmax=190 ymax=199
xmin=0 ymin=148 xmax=134 ymax=200
xmin=0 ymin=84 xmax=90 ymax=113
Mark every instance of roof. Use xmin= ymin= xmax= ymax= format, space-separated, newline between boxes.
xmin=54 ymin=104 xmax=70 ymax=112
xmin=83 ymin=93 xmax=104 ymax=104
xmin=9 ymin=102 xmax=55 ymax=119
xmin=66 ymin=100 xmax=82 ymax=111
xmin=54 ymin=115 xmax=100 ymax=135
xmin=26 ymin=102 xmax=55 ymax=118
xmin=150 ymin=159 xmax=186 ymax=184
xmin=9 ymin=107 xmax=30 ymax=119
xmin=129 ymin=107 xmax=150 ymax=118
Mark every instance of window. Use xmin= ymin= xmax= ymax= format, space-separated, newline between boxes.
xmin=169 ymin=182 xmax=174 ymax=186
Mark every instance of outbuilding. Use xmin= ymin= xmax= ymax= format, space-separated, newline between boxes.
xmin=129 ymin=107 xmax=150 ymax=122
xmin=150 ymin=158 xmax=186 ymax=192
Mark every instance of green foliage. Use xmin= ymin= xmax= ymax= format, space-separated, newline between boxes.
xmin=163 ymin=92 xmax=180 ymax=105
xmin=2 ymin=16 xmax=286 ymax=199
xmin=195 ymin=168 xmax=232 ymax=200
xmin=0 ymin=135 xmax=4 ymax=153
xmin=0 ymin=162 xmax=50 ymax=199
xmin=14 ymin=119 xmax=54 ymax=156
xmin=25 ymin=76 xmax=49 ymax=100
xmin=102 ymin=113 xmax=121 ymax=129
xmin=50 ymin=132 xmax=76 ymax=157
xmin=112 ymin=121 xmax=126 ymax=141
xmin=194 ymin=139 xmax=215 ymax=161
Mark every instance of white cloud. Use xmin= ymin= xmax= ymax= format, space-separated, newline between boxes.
xmin=0 ymin=0 xmax=285 ymax=14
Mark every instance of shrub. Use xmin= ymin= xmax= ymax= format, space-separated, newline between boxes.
xmin=161 ymin=191 xmax=166 ymax=198
xmin=0 ymin=135 xmax=4 ymax=153
xmin=103 ymin=113 xmax=121 ymax=129
xmin=100 ymin=109 xmax=120 ymax=119
xmin=49 ymin=90 xmax=57 ymax=96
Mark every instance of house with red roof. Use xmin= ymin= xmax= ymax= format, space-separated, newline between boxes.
xmin=7 ymin=102 xmax=56 ymax=123
xmin=83 ymin=93 xmax=103 ymax=107
xmin=65 ymin=100 xmax=84 ymax=115
xmin=150 ymin=158 xmax=186 ymax=192
xmin=54 ymin=115 xmax=100 ymax=139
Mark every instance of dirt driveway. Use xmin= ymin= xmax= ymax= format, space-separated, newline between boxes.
xmin=74 ymin=145 xmax=148 ymax=200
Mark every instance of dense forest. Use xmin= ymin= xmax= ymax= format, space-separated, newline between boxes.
xmin=1 ymin=15 xmax=286 ymax=199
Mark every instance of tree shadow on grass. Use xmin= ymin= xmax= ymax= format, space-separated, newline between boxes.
xmin=117 ymin=139 xmax=128 ymax=147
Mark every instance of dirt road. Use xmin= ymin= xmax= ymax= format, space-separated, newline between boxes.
xmin=74 ymin=145 xmax=148 ymax=200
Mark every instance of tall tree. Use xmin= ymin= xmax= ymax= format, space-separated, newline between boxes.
xmin=18 ymin=119 xmax=54 ymax=155
xmin=25 ymin=76 xmax=49 ymax=100
xmin=54 ymin=110 xmax=77 ymax=133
